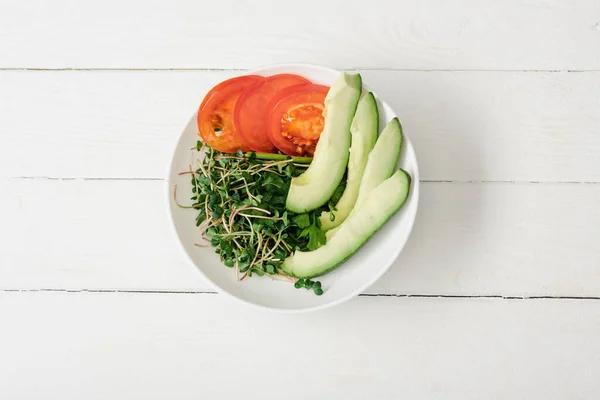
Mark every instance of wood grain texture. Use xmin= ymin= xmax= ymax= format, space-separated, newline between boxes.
xmin=1 ymin=292 xmax=600 ymax=399
xmin=2 ymin=0 xmax=600 ymax=70
xmin=2 ymin=179 xmax=599 ymax=296
xmin=1 ymin=1 xmax=599 ymax=396
xmin=1 ymin=70 xmax=599 ymax=181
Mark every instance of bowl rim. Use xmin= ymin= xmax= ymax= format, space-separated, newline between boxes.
xmin=165 ymin=63 xmax=420 ymax=313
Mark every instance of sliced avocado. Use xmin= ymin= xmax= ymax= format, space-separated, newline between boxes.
xmin=319 ymin=92 xmax=379 ymax=230
xmin=285 ymin=73 xmax=362 ymax=213
xmin=326 ymin=117 xmax=403 ymax=240
xmin=282 ymin=169 xmax=411 ymax=278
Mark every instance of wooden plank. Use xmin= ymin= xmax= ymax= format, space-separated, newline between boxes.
xmin=1 ymin=292 xmax=600 ymax=399
xmin=1 ymin=70 xmax=600 ymax=181
xmin=2 ymin=179 xmax=599 ymax=297
xmin=2 ymin=0 xmax=600 ymax=70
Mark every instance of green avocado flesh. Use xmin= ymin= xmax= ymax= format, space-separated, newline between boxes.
xmin=285 ymin=72 xmax=362 ymax=213
xmin=319 ymin=92 xmax=379 ymax=230
xmin=281 ymin=169 xmax=411 ymax=279
xmin=326 ymin=117 xmax=403 ymax=240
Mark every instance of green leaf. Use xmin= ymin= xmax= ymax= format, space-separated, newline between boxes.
xmin=275 ymin=220 xmax=286 ymax=231
xmin=284 ymin=164 xmax=294 ymax=178
xmin=274 ymin=249 xmax=287 ymax=259
xmin=281 ymin=211 xmax=289 ymax=226
xmin=299 ymin=228 xmax=309 ymax=238
xmin=293 ymin=214 xmax=311 ymax=228
xmin=330 ymin=179 xmax=346 ymax=204
xmin=301 ymin=225 xmax=327 ymax=251
xmin=198 ymin=175 xmax=210 ymax=186
xmin=220 ymin=240 xmax=234 ymax=257
xmin=252 ymin=223 xmax=263 ymax=233
xmin=212 ymin=206 xmax=223 ymax=219
xmin=271 ymin=195 xmax=286 ymax=207
xmin=314 ymin=213 xmax=322 ymax=229
xmin=261 ymin=192 xmax=274 ymax=205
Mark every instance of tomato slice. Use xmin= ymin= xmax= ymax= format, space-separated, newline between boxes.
xmin=234 ymin=74 xmax=311 ymax=153
xmin=198 ymin=75 xmax=265 ymax=153
xmin=267 ymin=84 xmax=329 ymax=156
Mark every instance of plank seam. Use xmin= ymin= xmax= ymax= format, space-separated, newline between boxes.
xmin=360 ymin=294 xmax=600 ymax=300
xmin=0 ymin=68 xmax=598 ymax=73
xmin=5 ymin=177 xmax=600 ymax=185
xmin=2 ymin=288 xmax=600 ymax=300
xmin=0 ymin=288 xmax=218 ymax=295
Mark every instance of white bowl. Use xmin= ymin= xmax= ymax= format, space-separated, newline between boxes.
xmin=167 ymin=64 xmax=419 ymax=312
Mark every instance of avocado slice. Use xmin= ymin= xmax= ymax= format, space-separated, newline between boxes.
xmin=282 ymin=169 xmax=411 ymax=278
xmin=285 ymin=73 xmax=362 ymax=213
xmin=326 ymin=117 xmax=403 ymax=240
xmin=319 ymin=92 xmax=379 ymax=230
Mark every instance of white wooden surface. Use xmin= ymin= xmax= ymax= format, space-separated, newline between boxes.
xmin=2 ymin=70 xmax=600 ymax=181
xmin=2 ymin=293 xmax=600 ymax=399
xmin=1 ymin=0 xmax=600 ymax=398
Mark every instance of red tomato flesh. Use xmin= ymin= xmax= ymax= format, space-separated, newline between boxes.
xmin=234 ymin=74 xmax=311 ymax=153
xmin=267 ymin=84 xmax=329 ymax=156
xmin=197 ymin=75 xmax=264 ymax=153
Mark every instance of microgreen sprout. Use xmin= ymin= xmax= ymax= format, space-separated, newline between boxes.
xmin=174 ymin=141 xmax=328 ymax=294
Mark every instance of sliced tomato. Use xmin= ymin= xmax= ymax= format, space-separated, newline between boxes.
xmin=234 ymin=74 xmax=311 ymax=153
xmin=267 ymin=84 xmax=329 ymax=156
xmin=198 ymin=75 xmax=265 ymax=153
